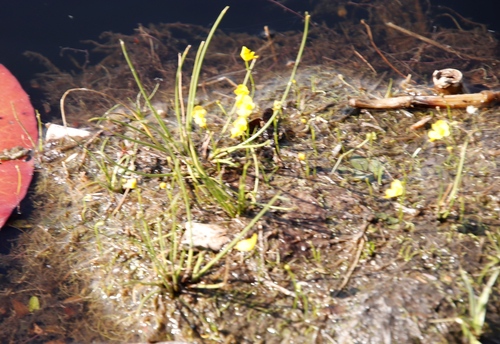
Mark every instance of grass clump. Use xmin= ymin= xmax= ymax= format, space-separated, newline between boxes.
xmin=50 ymin=7 xmax=313 ymax=328
xmin=97 ymin=8 xmax=311 ymax=293
xmin=456 ymin=268 xmax=500 ymax=343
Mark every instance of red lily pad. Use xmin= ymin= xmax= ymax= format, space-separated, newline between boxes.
xmin=0 ymin=64 xmax=38 ymax=228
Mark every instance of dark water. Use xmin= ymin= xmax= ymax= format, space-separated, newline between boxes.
xmin=0 ymin=0 xmax=497 ymax=89
xmin=0 ymin=0 xmax=310 ymax=87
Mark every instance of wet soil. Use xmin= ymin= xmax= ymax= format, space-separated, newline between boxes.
xmin=1 ymin=1 xmax=500 ymax=343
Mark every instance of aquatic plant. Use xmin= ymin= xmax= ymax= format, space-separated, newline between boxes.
xmin=82 ymin=7 xmax=313 ymax=299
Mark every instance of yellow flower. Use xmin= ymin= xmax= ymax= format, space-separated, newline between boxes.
xmin=234 ymin=84 xmax=250 ymax=96
xmin=428 ymin=120 xmax=450 ymax=142
xmin=384 ymin=179 xmax=404 ymax=198
xmin=192 ymin=105 xmax=207 ymax=128
xmin=230 ymin=116 xmax=248 ymax=138
xmin=234 ymin=233 xmax=257 ymax=252
xmin=236 ymin=107 xmax=254 ymax=118
xmin=273 ymin=101 xmax=282 ymax=112
xmin=236 ymin=95 xmax=255 ymax=118
xmin=235 ymin=94 xmax=253 ymax=108
xmin=366 ymin=132 xmax=377 ymax=141
xmin=233 ymin=85 xmax=255 ymax=118
xmin=122 ymin=178 xmax=138 ymax=190
xmin=297 ymin=152 xmax=306 ymax=161
xmin=240 ymin=46 xmax=259 ymax=62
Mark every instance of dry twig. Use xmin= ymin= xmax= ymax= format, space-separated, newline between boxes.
xmin=334 ymin=219 xmax=371 ymax=294
xmin=361 ymin=20 xmax=406 ymax=78
xmin=349 ymin=90 xmax=500 ymax=109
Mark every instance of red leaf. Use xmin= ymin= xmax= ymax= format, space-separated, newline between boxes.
xmin=11 ymin=299 xmax=30 ymax=318
xmin=0 ymin=64 xmax=38 ymax=228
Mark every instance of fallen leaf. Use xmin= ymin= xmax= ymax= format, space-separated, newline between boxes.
xmin=32 ymin=323 xmax=45 ymax=335
xmin=11 ymin=299 xmax=30 ymax=317
xmin=62 ymin=305 xmax=79 ymax=318
xmin=0 ymin=64 xmax=38 ymax=228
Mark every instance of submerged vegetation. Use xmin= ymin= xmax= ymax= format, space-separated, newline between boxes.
xmin=2 ymin=0 xmax=500 ymax=342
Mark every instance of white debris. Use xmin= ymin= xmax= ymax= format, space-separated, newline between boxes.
xmin=466 ymin=105 xmax=478 ymax=115
xmin=45 ymin=123 xmax=91 ymax=141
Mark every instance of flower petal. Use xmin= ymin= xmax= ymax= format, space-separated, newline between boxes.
xmin=234 ymin=233 xmax=257 ymax=252
xmin=234 ymin=84 xmax=250 ymax=96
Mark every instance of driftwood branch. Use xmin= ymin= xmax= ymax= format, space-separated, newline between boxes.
xmin=349 ymin=90 xmax=500 ymax=109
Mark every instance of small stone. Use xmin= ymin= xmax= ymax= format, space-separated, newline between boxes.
xmin=181 ymin=221 xmax=230 ymax=251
